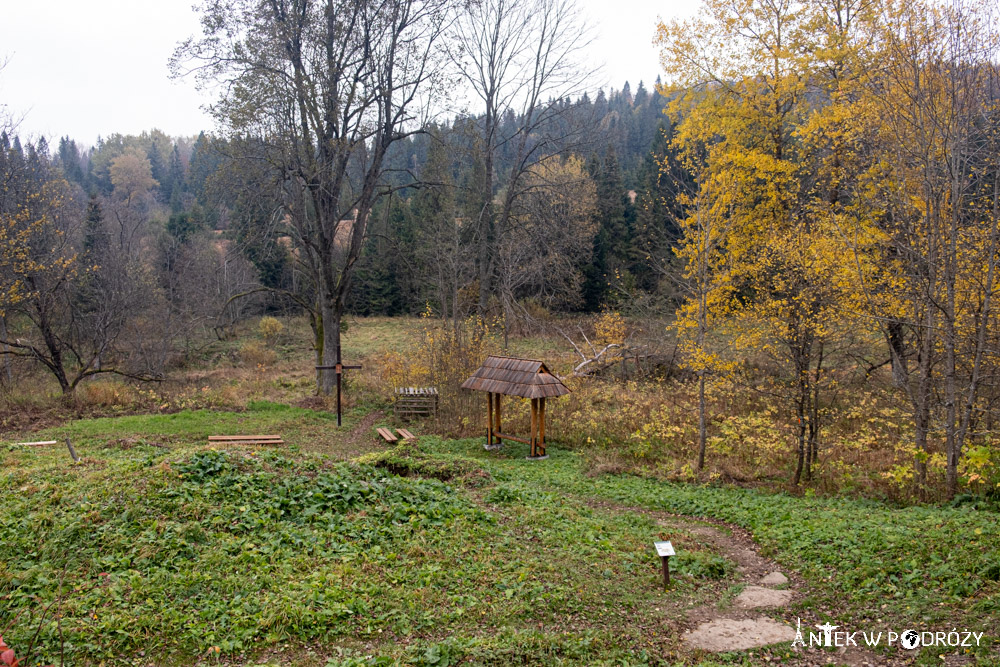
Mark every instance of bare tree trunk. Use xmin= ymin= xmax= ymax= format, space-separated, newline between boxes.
xmin=695 ymin=283 xmax=707 ymax=470
xmin=35 ymin=298 xmax=71 ymax=395
xmin=451 ymin=220 xmax=462 ymax=336
xmin=809 ymin=341 xmax=825 ymax=468
xmin=913 ymin=305 xmax=935 ymax=494
xmin=695 ymin=180 xmax=710 ymax=471
xmin=438 ymin=262 xmax=448 ymax=324
xmin=943 ymin=202 xmax=959 ymax=498
xmin=310 ymin=307 xmax=324 ymax=392
xmin=0 ymin=314 xmax=12 ymax=388
xmin=478 ymin=140 xmax=495 ymax=317
xmin=793 ymin=396 xmax=807 ymax=486
xmin=887 ymin=320 xmax=908 ymax=389
xmin=697 ymin=370 xmax=707 ymax=470
xmin=792 ymin=319 xmax=812 ymax=485
xmin=320 ymin=302 xmax=341 ymax=396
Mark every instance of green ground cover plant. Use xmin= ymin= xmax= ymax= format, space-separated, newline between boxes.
xmin=426 ymin=439 xmax=1000 ymax=640
xmin=3 ymin=407 xmax=998 ymax=664
xmin=2 ymin=422 xmax=740 ymax=666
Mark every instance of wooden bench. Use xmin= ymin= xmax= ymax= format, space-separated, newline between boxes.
xmin=208 ymin=435 xmax=284 ymax=445
xmin=397 ymin=428 xmax=417 ymax=441
xmin=375 ymin=427 xmax=399 ymax=443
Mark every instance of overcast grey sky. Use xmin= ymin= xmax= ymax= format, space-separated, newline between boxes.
xmin=0 ymin=0 xmax=698 ymax=146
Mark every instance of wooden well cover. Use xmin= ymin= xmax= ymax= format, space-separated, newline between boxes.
xmin=460 ymin=356 xmax=570 ymax=399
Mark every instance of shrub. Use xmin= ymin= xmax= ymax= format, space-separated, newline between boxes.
xmin=364 ymin=314 xmax=505 ymax=434
xmin=258 ymin=316 xmax=284 ymax=345
xmin=239 ymin=340 xmax=277 ymax=367
xmin=521 ymin=297 xmax=551 ymax=321
xmin=76 ymin=381 xmax=157 ymax=410
xmin=79 ymin=381 xmax=134 ymax=408
xmin=594 ymin=310 xmax=626 ymax=346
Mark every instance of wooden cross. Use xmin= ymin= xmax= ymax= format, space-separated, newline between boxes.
xmin=316 ymin=343 xmax=361 ymax=426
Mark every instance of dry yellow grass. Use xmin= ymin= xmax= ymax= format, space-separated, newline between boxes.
xmin=0 ymin=314 xmax=965 ymax=500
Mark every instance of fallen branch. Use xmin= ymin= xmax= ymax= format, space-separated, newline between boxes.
xmin=555 ymin=326 xmax=587 ymax=362
xmin=573 ymin=343 xmax=621 ymax=376
xmin=578 ymin=326 xmax=597 ymax=357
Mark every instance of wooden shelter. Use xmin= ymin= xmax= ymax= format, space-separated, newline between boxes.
xmin=460 ymin=356 xmax=570 ymax=459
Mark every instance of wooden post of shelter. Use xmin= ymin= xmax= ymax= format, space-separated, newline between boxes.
xmin=487 ymin=391 xmax=494 ymax=447
xmin=539 ymin=398 xmax=546 ymax=452
xmin=460 ymin=356 xmax=569 ymax=460
xmin=494 ymin=392 xmax=502 ymax=446
xmin=530 ymin=398 xmax=538 ymax=457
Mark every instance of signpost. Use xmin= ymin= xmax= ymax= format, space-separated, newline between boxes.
xmin=316 ymin=343 xmax=362 ymax=427
xmin=654 ymin=541 xmax=675 ymax=589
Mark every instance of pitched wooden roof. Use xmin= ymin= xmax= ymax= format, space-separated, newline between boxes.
xmin=460 ymin=356 xmax=570 ymax=399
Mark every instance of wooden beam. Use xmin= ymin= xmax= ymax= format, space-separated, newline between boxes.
xmin=487 ymin=391 xmax=494 ymax=447
xmin=492 ymin=431 xmax=531 ymax=445
xmin=539 ymin=397 xmax=546 ymax=456
xmin=494 ymin=393 xmax=502 ymax=445
xmin=530 ymin=398 xmax=538 ymax=457
xmin=211 ymin=440 xmax=284 ymax=445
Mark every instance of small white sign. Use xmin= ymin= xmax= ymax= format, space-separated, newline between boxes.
xmin=654 ymin=541 xmax=675 ymax=558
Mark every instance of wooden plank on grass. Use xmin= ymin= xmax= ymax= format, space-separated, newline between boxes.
xmin=376 ymin=428 xmax=399 ymax=443
xmin=13 ymin=440 xmax=58 ymax=447
xmin=208 ymin=435 xmax=282 ymax=441
xmin=397 ymin=429 xmax=416 ymax=441
xmin=220 ymin=440 xmax=284 ymax=445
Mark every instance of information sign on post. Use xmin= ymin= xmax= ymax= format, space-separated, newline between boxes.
xmin=654 ymin=541 xmax=675 ymax=589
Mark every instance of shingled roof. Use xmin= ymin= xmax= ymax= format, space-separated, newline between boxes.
xmin=460 ymin=356 xmax=570 ymax=399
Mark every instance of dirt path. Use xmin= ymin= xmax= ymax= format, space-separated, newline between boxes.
xmin=347 ymin=409 xmax=386 ymax=445
xmin=584 ymin=499 xmax=904 ymax=666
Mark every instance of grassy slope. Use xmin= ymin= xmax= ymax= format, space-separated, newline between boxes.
xmin=2 ymin=407 xmax=998 ymax=665
xmin=1 ymin=410 xmax=734 ymax=667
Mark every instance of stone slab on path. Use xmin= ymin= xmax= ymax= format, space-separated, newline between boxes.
xmin=761 ymin=571 xmax=789 ymax=586
xmin=735 ymin=585 xmax=793 ymax=608
xmin=684 ymin=617 xmax=795 ymax=652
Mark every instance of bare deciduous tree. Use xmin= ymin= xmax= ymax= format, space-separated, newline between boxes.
xmin=0 ymin=143 xmax=161 ymax=394
xmin=173 ymin=0 xmax=454 ymax=394
xmin=495 ymin=154 xmax=597 ymax=332
xmin=448 ymin=0 xmax=593 ymax=318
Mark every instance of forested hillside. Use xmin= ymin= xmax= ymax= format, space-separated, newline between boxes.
xmin=28 ymin=81 xmax=676 ymax=323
